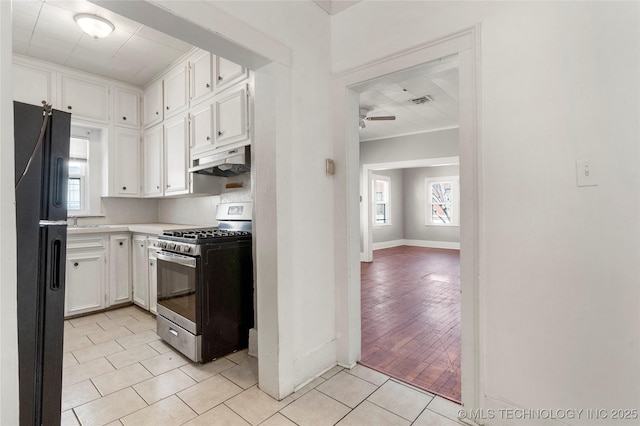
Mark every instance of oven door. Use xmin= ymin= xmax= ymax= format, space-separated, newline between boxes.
xmin=156 ymin=251 xmax=199 ymax=334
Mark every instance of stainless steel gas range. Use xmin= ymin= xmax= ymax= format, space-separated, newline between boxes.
xmin=154 ymin=202 xmax=253 ymax=363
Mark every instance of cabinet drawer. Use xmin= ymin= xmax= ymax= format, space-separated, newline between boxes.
xmin=67 ymin=236 xmax=106 ymax=251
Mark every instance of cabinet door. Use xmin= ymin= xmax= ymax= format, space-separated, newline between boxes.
xmin=164 ymin=63 xmax=189 ymax=119
xmin=59 ymin=74 xmax=109 ymax=122
xmin=132 ymin=235 xmax=149 ymax=310
xmin=214 ymin=84 xmax=248 ymax=149
xmin=164 ymin=114 xmax=189 ymax=195
xmin=114 ymin=87 xmax=140 ymax=127
xmin=191 ymin=51 xmax=213 ymax=105
xmin=143 ymin=124 xmax=163 ymax=197
xmin=65 ymin=250 xmax=106 ymax=317
xmin=216 ymin=56 xmax=248 ymax=92
xmin=190 ymin=102 xmax=214 ymax=156
xmin=143 ymin=80 xmax=163 ymax=128
xmin=148 ymin=246 xmax=158 ymax=315
xmin=13 ymin=62 xmax=54 ymax=106
xmin=109 ymin=234 xmax=132 ymax=306
xmin=113 ymin=128 xmax=140 ymax=196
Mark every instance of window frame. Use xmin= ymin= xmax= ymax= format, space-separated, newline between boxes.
xmin=67 ymin=135 xmax=89 ymax=215
xmin=425 ymin=176 xmax=460 ymax=226
xmin=372 ymin=174 xmax=391 ymax=227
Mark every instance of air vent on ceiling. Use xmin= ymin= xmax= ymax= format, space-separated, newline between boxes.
xmin=410 ymin=95 xmax=434 ymax=105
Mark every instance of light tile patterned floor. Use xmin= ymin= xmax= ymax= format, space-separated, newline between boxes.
xmin=62 ymin=306 xmax=465 ymax=426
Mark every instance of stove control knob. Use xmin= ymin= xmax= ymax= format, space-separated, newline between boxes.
xmin=183 ymin=246 xmax=191 ymax=253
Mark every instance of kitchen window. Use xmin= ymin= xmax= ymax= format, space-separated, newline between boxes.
xmin=372 ymin=175 xmax=391 ymax=226
xmin=425 ymin=176 xmax=460 ymax=226
xmin=67 ymin=136 xmax=88 ymax=213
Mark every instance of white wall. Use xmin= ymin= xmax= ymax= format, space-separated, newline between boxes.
xmin=403 ymin=165 xmax=460 ymax=244
xmin=0 ymin=1 xmax=18 ymax=423
xmin=360 ymin=128 xmax=459 ymax=165
xmin=334 ymin=1 xmax=640 ymax=421
xmin=153 ymin=0 xmax=335 ymax=397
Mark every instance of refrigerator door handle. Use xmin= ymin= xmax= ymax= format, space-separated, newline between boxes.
xmin=51 ymin=239 xmax=61 ymax=290
xmin=39 ymin=220 xmax=67 ymax=226
xmin=53 ymin=156 xmax=65 ymax=208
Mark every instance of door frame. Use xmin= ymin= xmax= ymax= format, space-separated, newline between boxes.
xmin=332 ymin=26 xmax=483 ymax=409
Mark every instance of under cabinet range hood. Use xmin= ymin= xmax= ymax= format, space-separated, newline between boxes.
xmin=189 ymin=146 xmax=251 ymax=177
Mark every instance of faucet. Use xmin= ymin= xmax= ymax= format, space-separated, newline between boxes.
xmin=70 ymin=216 xmax=78 ymax=227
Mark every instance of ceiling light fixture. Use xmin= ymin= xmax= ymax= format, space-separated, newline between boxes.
xmin=74 ymin=14 xmax=114 ymax=39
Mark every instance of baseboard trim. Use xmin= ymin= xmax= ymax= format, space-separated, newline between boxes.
xmin=373 ymin=239 xmax=460 ymax=251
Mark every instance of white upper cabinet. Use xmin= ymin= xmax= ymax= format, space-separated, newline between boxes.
xmin=114 ymin=86 xmax=141 ymax=128
xmin=13 ymin=61 xmax=55 ymax=107
xmin=190 ymin=101 xmax=214 ymax=156
xmin=111 ymin=128 xmax=141 ymax=197
xmin=143 ymin=80 xmax=163 ymax=128
xmin=190 ymin=51 xmax=214 ymax=105
xmin=216 ymin=56 xmax=248 ymax=92
xmin=143 ymin=124 xmax=163 ymax=197
xmin=59 ymin=74 xmax=109 ymax=123
xmin=163 ymin=62 xmax=189 ymax=119
xmin=164 ymin=114 xmax=189 ymax=196
xmin=214 ymin=83 xmax=249 ymax=149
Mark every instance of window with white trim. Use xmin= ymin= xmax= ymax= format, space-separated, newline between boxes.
xmin=372 ymin=174 xmax=391 ymax=226
xmin=425 ymin=176 xmax=460 ymax=226
xmin=68 ymin=136 xmax=88 ymax=213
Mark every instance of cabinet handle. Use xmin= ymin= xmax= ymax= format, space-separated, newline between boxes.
xmin=206 ymin=136 xmax=210 ymax=141
xmin=217 ymin=131 xmax=223 ymax=136
xmin=166 ymin=106 xmax=170 ymax=110
xmin=150 ymin=262 xmax=154 ymax=266
xmin=156 ymin=185 xmax=160 ymax=189
xmin=67 ymin=106 xmax=72 ymax=110
xmin=167 ymin=184 xmax=171 ymax=188
xmin=206 ymin=83 xmax=210 ymax=88
xmin=218 ymin=76 xmax=223 ymax=81
xmin=155 ymin=111 xmax=159 ymax=115
xmin=73 ymin=262 xmax=79 ymax=267
xmin=122 ymin=116 xmax=127 ymax=121
xmin=119 ymin=241 xmax=124 ymax=246
xmin=122 ymin=186 xmax=127 ymax=190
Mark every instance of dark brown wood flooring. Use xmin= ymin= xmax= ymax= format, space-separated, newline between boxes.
xmin=360 ymin=245 xmax=461 ymax=402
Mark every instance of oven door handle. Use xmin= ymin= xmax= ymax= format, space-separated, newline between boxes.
xmin=156 ymin=252 xmax=197 ymax=268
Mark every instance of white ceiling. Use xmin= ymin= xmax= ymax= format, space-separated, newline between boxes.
xmin=358 ymin=67 xmax=459 ymax=141
xmin=12 ymin=0 xmax=456 ymax=141
xmin=12 ymin=0 xmax=193 ymax=87
xmin=313 ymin=0 xmax=361 ymax=15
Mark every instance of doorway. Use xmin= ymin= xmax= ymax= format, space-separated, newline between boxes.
xmin=360 ymin=155 xmax=462 ymax=401
xmin=332 ymin=27 xmax=481 ymax=409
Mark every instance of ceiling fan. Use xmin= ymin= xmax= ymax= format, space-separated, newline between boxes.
xmin=359 ymin=107 xmax=396 ymax=129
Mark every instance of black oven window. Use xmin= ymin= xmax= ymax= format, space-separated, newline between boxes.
xmin=157 ymin=259 xmax=197 ymax=323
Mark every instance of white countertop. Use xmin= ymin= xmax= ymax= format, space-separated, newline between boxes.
xmin=67 ymin=223 xmax=204 ymax=236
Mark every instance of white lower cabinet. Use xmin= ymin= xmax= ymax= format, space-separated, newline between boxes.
xmin=109 ymin=234 xmax=132 ymax=306
xmin=65 ymin=236 xmax=107 ymax=317
xmin=148 ymin=241 xmax=158 ymax=315
xmin=132 ymin=234 xmax=159 ymax=315
xmin=65 ymin=233 xmax=133 ymax=318
xmin=132 ymin=234 xmax=149 ymax=309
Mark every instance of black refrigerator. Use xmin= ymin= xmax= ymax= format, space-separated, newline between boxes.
xmin=14 ymin=101 xmax=71 ymax=425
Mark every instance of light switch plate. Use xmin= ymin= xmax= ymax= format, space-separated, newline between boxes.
xmin=576 ymin=159 xmax=598 ymax=187
xmin=326 ymin=159 xmax=335 ymax=175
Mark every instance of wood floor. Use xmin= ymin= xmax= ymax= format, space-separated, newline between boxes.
xmin=360 ymin=245 xmax=461 ymax=402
